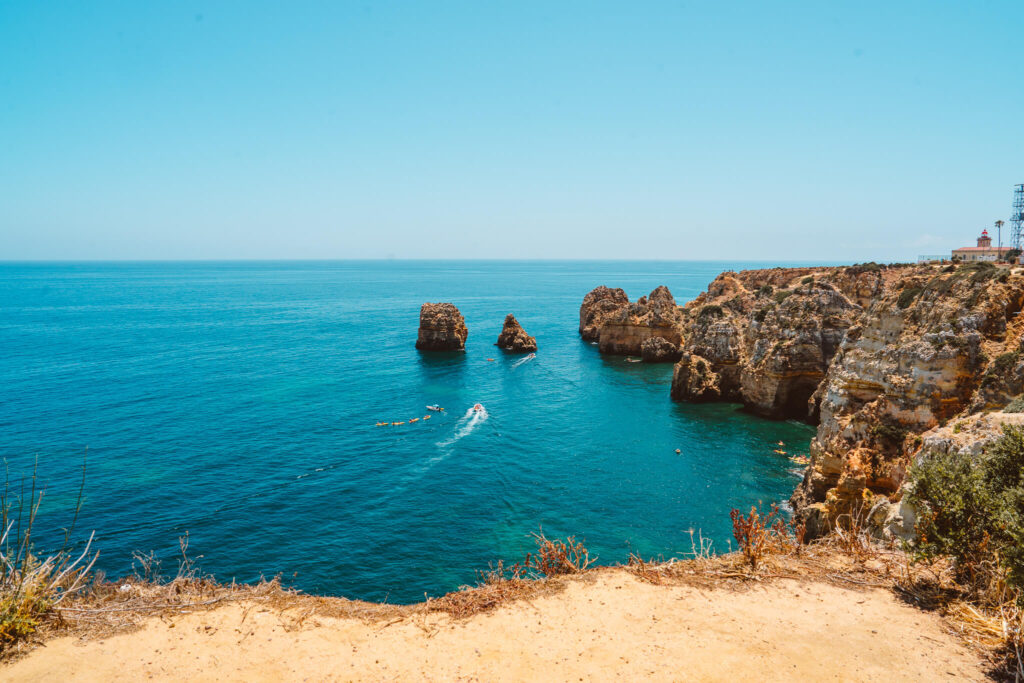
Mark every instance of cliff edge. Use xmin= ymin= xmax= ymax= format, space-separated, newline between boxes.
xmin=670 ymin=262 xmax=1024 ymax=537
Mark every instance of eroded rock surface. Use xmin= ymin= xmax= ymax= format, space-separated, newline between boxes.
xmin=579 ymin=286 xmax=629 ymax=341
xmin=641 ymin=336 xmax=682 ymax=363
xmin=496 ymin=314 xmax=537 ymax=353
xmin=416 ymin=303 xmax=468 ymax=351
xmin=578 ymin=285 xmax=683 ymax=356
xmin=669 ymin=262 xmax=1024 ymax=538
xmin=672 ymin=268 xmax=865 ymax=419
xmin=791 ymin=263 xmax=1024 ymax=536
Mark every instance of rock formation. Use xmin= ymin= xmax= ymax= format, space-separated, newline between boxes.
xmin=875 ymin=410 xmax=1024 ymax=542
xmin=579 ymin=286 xmax=629 ymax=341
xmin=495 ymin=314 xmax=537 ymax=353
xmin=669 ymin=261 xmax=1024 ymax=539
xmin=578 ymin=285 xmax=684 ymax=356
xmin=641 ymin=337 xmax=681 ymax=363
xmin=415 ymin=303 xmax=468 ymax=351
xmin=670 ymin=269 xmax=864 ymax=419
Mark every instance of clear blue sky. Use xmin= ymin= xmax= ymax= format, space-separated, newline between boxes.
xmin=2 ymin=1 xmax=1022 ymax=261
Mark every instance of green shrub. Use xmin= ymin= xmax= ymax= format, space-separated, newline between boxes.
xmin=897 ymin=286 xmax=922 ymax=309
xmin=801 ymin=276 xmax=814 ymax=285
xmin=844 ymin=262 xmax=883 ymax=275
xmin=774 ymin=290 xmax=793 ymax=304
xmin=697 ymin=304 xmax=724 ymax=320
xmin=908 ymin=425 xmax=1024 ymax=598
xmin=1005 ymin=396 xmax=1024 ymax=413
xmin=987 ymin=352 xmax=1018 ymax=379
xmin=756 ymin=284 xmax=774 ymax=297
xmin=870 ymin=420 xmax=907 ymax=446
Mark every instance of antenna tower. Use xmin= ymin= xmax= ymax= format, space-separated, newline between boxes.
xmin=1013 ymin=183 xmax=1024 ymax=251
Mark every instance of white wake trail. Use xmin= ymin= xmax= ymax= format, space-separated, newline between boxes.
xmin=436 ymin=406 xmax=489 ymax=448
xmin=511 ymin=353 xmax=536 ymax=369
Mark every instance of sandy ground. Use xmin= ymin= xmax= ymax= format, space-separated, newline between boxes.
xmin=5 ymin=569 xmax=986 ymax=682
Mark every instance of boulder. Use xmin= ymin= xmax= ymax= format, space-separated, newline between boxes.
xmin=641 ymin=336 xmax=681 ymax=363
xmin=415 ymin=303 xmax=468 ymax=351
xmin=495 ymin=314 xmax=537 ymax=353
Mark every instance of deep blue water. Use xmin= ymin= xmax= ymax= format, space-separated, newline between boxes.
xmin=0 ymin=261 xmax=815 ymax=603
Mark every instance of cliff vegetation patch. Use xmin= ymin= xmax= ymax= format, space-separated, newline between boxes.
xmin=908 ymin=425 xmax=1024 ymax=655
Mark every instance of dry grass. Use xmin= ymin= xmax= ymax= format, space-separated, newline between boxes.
xmin=0 ymin=457 xmax=97 ymax=655
xmin=6 ymin=500 xmax=1024 ymax=679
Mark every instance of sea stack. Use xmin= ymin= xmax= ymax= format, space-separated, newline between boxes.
xmin=578 ymin=286 xmax=629 ymax=341
xmin=495 ymin=314 xmax=537 ymax=353
xmin=415 ymin=302 xmax=468 ymax=351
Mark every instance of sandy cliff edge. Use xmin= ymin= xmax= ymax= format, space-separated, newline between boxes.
xmin=4 ymin=568 xmax=985 ymax=682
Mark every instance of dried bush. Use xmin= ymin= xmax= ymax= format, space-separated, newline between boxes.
xmin=729 ymin=504 xmax=791 ymax=569
xmin=1 ymin=458 xmax=97 ymax=653
xmin=525 ymin=532 xmax=593 ymax=576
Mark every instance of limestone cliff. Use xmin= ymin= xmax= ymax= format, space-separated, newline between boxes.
xmin=671 ymin=268 xmax=867 ymax=418
xmin=495 ymin=314 xmax=537 ymax=353
xmin=579 ymin=286 xmax=629 ymax=341
xmin=670 ymin=261 xmax=1024 ymax=538
xmin=579 ymin=285 xmax=683 ymax=356
xmin=792 ymin=262 xmax=1024 ymax=536
xmin=415 ymin=303 xmax=468 ymax=351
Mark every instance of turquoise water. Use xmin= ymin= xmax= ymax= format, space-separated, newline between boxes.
xmin=0 ymin=261 xmax=814 ymax=603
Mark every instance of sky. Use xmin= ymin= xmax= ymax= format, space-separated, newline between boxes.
xmin=1 ymin=1 xmax=1022 ymax=261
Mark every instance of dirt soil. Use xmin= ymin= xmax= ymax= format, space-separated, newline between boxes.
xmin=4 ymin=569 xmax=986 ymax=682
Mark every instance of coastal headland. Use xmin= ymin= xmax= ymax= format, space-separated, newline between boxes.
xmin=583 ymin=260 xmax=1024 ymax=542
xmin=6 ymin=259 xmax=1024 ymax=680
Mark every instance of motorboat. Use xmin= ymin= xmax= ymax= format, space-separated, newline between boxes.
xmin=426 ymin=405 xmax=444 ymax=412
xmin=473 ymin=403 xmax=484 ymax=412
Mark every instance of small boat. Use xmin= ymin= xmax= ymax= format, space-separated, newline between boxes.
xmin=423 ymin=415 xmax=432 ymax=420
xmin=426 ymin=405 xmax=443 ymax=412
xmin=773 ymin=449 xmax=787 ymax=455
xmin=473 ymin=403 xmax=484 ymax=412
xmin=409 ymin=418 xmax=419 ymax=423
xmin=777 ymin=441 xmax=785 ymax=447
xmin=486 ymin=358 xmax=495 ymax=362
xmin=392 ymin=421 xmax=405 ymax=426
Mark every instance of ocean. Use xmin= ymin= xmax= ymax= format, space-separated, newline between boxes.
xmin=0 ymin=261 xmax=815 ymax=603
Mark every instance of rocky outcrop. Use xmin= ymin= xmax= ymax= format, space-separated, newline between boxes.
xmin=495 ymin=314 xmax=537 ymax=353
xmin=670 ymin=353 xmax=722 ymax=400
xmin=790 ymin=262 xmax=1024 ymax=535
xmin=670 ymin=261 xmax=1024 ymax=538
xmin=577 ymin=285 xmax=683 ymax=356
xmin=871 ymin=411 xmax=1024 ymax=543
xmin=579 ymin=286 xmax=629 ymax=341
xmin=641 ymin=336 xmax=682 ymax=363
xmin=671 ymin=269 xmax=866 ymax=418
xmin=415 ymin=303 xmax=468 ymax=351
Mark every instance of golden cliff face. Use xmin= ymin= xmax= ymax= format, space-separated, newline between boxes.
xmin=792 ymin=262 xmax=1024 ymax=535
xmin=579 ymin=285 xmax=683 ymax=359
xmin=671 ymin=267 xmax=869 ymax=418
xmin=671 ymin=262 xmax=1024 ymax=537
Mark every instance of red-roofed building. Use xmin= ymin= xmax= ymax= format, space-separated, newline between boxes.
xmin=952 ymin=229 xmax=1012 ymax=262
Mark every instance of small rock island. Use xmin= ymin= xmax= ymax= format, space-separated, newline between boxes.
xmin=415 ymin=302 xmax=468 ymax=351
xmin=495 ymin=314 xmax=537 ymax=353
